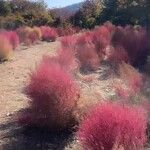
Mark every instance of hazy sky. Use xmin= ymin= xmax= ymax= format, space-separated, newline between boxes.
xmin=45 ymin=0 xmax=84 ymax=8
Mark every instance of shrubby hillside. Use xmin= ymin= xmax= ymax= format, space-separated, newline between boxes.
xmin=1 ymin=0 xmax=150 ymax=30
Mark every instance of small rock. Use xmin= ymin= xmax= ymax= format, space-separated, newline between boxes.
xmin=6 ymin=112 xmax=12 ymax=117
xmin=6 ymin=112 xmax=10 ymax=116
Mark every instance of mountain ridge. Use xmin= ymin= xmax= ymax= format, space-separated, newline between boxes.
xmin=64 ymin=2 xmax=83 ymax=13
xmin=50 ymin=2 xmax=83 ymax=18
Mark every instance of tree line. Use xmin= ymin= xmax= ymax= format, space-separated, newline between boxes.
xmin=0 ymin=0 xmax=150 ymax=29
xmin=72 ymin=0 xmax=150 ymax=29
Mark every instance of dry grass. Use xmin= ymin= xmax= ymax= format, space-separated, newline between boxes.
xmin=0 ymin=39 xmax=149 ymax=149
xmin=0 ymin=35 xmax=12 ymax=61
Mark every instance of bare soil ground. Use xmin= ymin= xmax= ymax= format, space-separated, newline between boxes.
xmin=0 ymin=41 xmax=59 ymax=121
xmin=0 ymin=41 xmax=149 ymax=150
xmin=0 ymin=41 xmax=67 ymax=150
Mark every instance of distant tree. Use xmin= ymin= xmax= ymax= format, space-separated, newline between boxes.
xmin=0 ymin=0 xmax=11 ymax=16
xmin=9 ymin=0 xmax=47 ymax=14
xmin=72 ymin=0 xmax=103 ymax=28
xmin=99 ymin=0 xmax=118 ymax=23
xmin=99 ymin=0 xmax=150 ymax=27
xmin=0 ymin=0 xmax=55 ymax=29
xmin=50 ymin=8 xmax=73 ymax=27
xmin=11 ymin=0 xmax=52 ymax=27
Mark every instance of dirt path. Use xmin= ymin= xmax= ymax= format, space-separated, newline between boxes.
xmin=0 ymin=41 xmax=59 ymax=122
xmin=0 ymin=41 xmax=149 ymax=150
xmin=0 ymin=41 xmax=66 ymax=150
xmin=0 ymin=41 xmax=118 ymax=150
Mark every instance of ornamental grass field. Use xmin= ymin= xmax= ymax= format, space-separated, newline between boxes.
xmin=0 ymin=23 xmax=150 ymax=150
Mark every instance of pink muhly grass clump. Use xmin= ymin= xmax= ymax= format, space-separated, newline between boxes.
xmin=76 ymin=43 xmax=100 ymax=72
xmin=113 ymin=82 xmax=137 ymax=104
xmin=56 ymin=28 xmax=65 ymax=37
xmin=19 ymin=60 xmax=79 ymax=130
xmin=111 ymin=26 xmax=150 ymax=66
xmin=94 ymin=25 xmax=111 ymax=41
xmin=122 ymin=27 xmax=140 ymax=64
xmin=128 ymin=74 xmax=143 ymax=94
xmin=103 ymin=21 xmax=115 ymax=33
xmin=57 ymin=48 xmax=79 ymax=72
xmin=16 ymin=26 xmax=39 ymax=45
xmin=59 ymin=36 xmax=78 ymax=72
xmin=40 ymin=26 xmax=57 ymax=42
xmin=104 ymin=46 xmax=129 ymax=63
xmin=111 ymin=26 xmax=125 ymax=47
xmin=28 ymin=31 xmax=39 ymax=44
xmin=48 ymin=29 xmax=57 ymax=42
xmin=75 ymin=28 xmax=111 ymax=71
xmin=92 ymin=26 xmax=111 ymax=55
xmin=42 ymin=48 xmax=78 ymax=73
xmin=133 ymin=28 xmax=150 ymax=66
xmin=6 ymin=31 xmax=19 ymax=50
xmin=60 ymin=36 xmax=77 ymax=49
xmin=72 ymin=32 xmax=101 ymax=71
xmin=0 ymin=31 xmax=19 ymax=50
xmin=115 ymin=86 xmax=130 ymax=100
xmin=0 ymin=34 xmax=12 ymax=61
xmin=16 ymin=27 xmax=33 ymax=45
xmin=77 ymin=32 xmax=93 ymax=46
xmin=118 ymin=62 xmax=143 ymax=94
xmin=32 ymin=26 xmax=42 ymax=40
xmin=77 ymin=102 xmax=147 ymax=150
